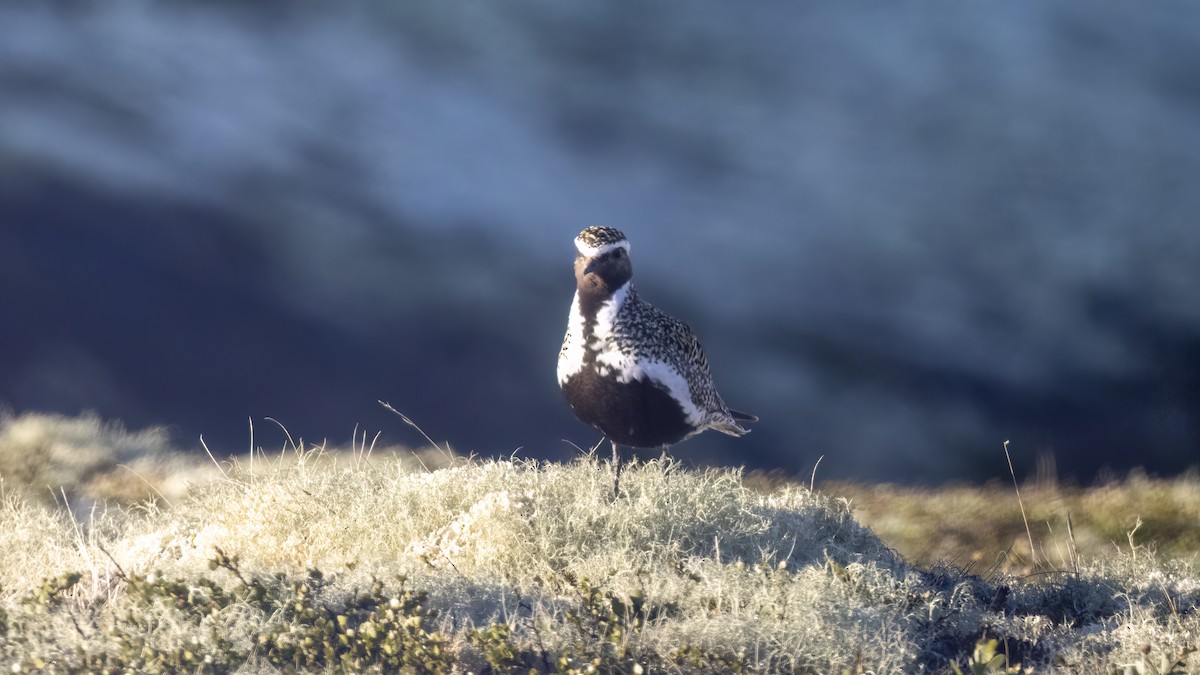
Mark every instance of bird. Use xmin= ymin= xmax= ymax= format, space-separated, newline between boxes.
xmin=557 ymin=226 xmax=757 ymax=495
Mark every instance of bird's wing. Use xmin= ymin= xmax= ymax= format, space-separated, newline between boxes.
xmin=638 ymin=305 xmax=727 ymax=417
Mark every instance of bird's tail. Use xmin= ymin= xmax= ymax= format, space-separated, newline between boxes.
xmin=709 ymin=408 xmax=757 ymax=437
xmin=729 ymin=408 xmax=758 ymax=423
xmin=710 ymin=421 xmax=749 ymax=437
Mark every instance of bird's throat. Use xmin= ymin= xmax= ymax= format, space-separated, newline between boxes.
xmin=575 ymin=278 xmax=629 ymax=322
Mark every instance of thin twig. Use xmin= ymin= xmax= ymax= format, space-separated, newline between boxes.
xmin=986 ymin=543 xmax=1015 ymax=580
xmin=200 ymin=435 xmax=230 ymax=480
xmin=367 ymin=429 xmax=382 ymax=462
xmin=1065 ymin=510 xmax=1080 ymax=575
xmin=264 ymin=416 xmax=297 ymax=451
xmin=249 ymin=416 xmax=254 ymax=478
xmin=96 ymin=542 xmax=129 ymax=582
xmin=1004 ymin=440 xmax=1038 ymax=569
xmin=561 ymin=439 xmax=588 ymax=456
xmin=1127 ymin=517 xmax=1143 ymax=561
xmin=810 ymin=455 xmax=825 ymax=492
xmin=379 ymin=400 xmax=452 ymax=459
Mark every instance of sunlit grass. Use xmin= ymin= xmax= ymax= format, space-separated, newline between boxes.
xmin=813 ymin=472 xmax=1200 ymax=576
xmin=0 ymin=413 xmax=1197 ymax=672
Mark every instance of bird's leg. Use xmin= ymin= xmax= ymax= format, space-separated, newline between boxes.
xmin=611 ymin=440 xmax=623 ymax=497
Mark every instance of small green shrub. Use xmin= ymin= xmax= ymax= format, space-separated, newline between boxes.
xmin=20 ymin=573 xmax=81 ymax=614
xmin=951 ymin=637 xmax=1027 ymax=674
xmin=7 ymin=551 xmax=453 ymax=674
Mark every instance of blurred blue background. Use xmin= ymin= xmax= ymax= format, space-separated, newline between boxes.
xmin=2 ymin=2 xmax=1198 ymax=483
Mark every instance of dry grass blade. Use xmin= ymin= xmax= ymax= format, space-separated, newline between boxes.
xmin=199 ymin=434 xmax=230 ymax=481
xmin=379 ymin=400 xmax=454 ymax=463
xmin=1004 ymin=440 xmax=1038 ymax=569
xmin=1066 ymin=509 xmax=1080 ymax=575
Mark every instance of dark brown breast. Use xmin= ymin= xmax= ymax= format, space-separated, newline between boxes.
xmin=560 ymin=366 xmax=695 ymax=448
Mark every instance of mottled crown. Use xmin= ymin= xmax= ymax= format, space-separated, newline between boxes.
xmin=575 ymin=226 xmax=630 ymax=257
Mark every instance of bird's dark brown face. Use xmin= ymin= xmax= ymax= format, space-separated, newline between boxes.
xmin=574 ymin=245 xmax=632 ymax=298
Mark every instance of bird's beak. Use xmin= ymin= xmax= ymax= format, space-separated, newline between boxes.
xmin=583 ymin=258 xmax=600 ymax=276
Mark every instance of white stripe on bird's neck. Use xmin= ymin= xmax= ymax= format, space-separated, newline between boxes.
xmin=556 ymin=283 xmax=629 ymax=386
xmin=591 ymin=282 xmax=630 ymax=340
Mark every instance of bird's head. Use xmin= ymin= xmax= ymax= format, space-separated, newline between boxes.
xmin=573 ymin=226 xmax=632 ymax=296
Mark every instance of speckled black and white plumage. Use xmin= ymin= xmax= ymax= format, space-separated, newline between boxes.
xmin=574 ymin=225 xmax=630 ymax=252
xmin=558 ymin=226 xmax=756 ymax=452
